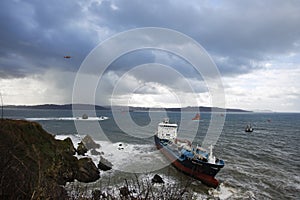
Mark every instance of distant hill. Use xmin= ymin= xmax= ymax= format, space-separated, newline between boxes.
xmin=180 ymin=106 xmax=251 ymax=112
xmin=116 ymin=106 xmax=251 ymax=112
xmin=4 ymin=104 xmax=109 ymax=110
xmin=5 ymin=104 xmax=251 ymax=112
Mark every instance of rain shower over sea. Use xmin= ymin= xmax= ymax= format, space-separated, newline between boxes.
xmin=5 ymin=108 xmax=300 ymax=199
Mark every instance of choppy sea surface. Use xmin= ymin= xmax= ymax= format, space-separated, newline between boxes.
xmin=4 ymin=108 xmax=300 ymax=199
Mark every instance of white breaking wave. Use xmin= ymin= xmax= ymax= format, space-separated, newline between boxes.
xmin=55 ymin=134 xmax=166 ymax=174
xmin=56 ymin=134 xmax=246 ymax=199
xmin=208 ymin=183 xmax=237 ymax=200
xmin=26 ymin=116 xmax=109 ymax=121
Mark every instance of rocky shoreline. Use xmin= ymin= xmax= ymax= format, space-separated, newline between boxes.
xmin=0 ymin=119 xmax=201 ymax=199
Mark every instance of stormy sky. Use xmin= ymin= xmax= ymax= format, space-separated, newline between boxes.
xmin=0 ymin=0 xmax=299 ymax=112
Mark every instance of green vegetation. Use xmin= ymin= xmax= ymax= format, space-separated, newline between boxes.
xmin=0 ymin=119 xmax=99 ymax=199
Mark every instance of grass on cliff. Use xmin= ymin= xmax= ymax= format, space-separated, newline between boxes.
xmin=0 ymin=119 xmax=77 ymax=199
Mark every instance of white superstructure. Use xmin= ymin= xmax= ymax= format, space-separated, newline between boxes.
xmin=208 ymin=145 xmax=216 ymax=164
xmin=157 ymin=118 xmax=178 ymax=141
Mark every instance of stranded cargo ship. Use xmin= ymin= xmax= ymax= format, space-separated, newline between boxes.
xmin=154 ymin=118 xmax=225 ymax=188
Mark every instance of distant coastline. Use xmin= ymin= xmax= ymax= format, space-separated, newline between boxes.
xmin=4 ymin=104 xmax=252 ymax=112
xmin=4 ymin=104 xmax=108 ymax=110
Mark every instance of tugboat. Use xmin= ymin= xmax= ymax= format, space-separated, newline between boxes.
xmin=82 ymin=114 xmax=88 ymax=119
xmin=154 ymin=118 xmax=225 ymax=188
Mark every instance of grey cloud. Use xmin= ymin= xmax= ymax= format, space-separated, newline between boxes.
xmin=108 ymin=49 xmax=201 ymax=79
xmin=90 ymin=0 xmax=300 ymax=75
xmin=0 ymin=0 xmax=96 ymax=78
xmin=1 ymin=0 xmax=300 ymax=109
xmin=2 ymin=0 xmax=300 ymax=79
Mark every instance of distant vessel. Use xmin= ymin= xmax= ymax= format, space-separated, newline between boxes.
xmin=82 ymin=114 xmax=88 ymax=119
xmin=245 ymin=124 xmax=253 ymax=132
xmin=192 ymin=113 xmax=201 ymax=120
xmin=154 ymin=118 xmax=225 ymax=188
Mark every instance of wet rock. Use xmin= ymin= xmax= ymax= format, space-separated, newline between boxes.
xmin=119 ymin=186 xmax=130 ymax=196
xmin=91 ymin=149 xmax=101 ymax=155
xmin=118 ymin=143 xmax=124 ymax=150
xmin=61 ymin=137 xmax=76 ymax=155
xmin=82 ymin=135 xmax=100 ymax=150
xmin=92 ymin=189 xmax=102 ymax=199
xmin=76 ymin=135 xmax=100 ymax=156
xmin=77 ymin=141 xmax=88 ymax=156
xmin=152 ymin=174 xmax=164 ymax=184
xmin=98 ymin=156 xmax=113 ymax=171
xmin=76 ymin=157 xmax=100 ymax=183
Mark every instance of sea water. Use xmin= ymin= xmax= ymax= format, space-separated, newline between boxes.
xmin=3 ymin=108 xmax=300 ymax=199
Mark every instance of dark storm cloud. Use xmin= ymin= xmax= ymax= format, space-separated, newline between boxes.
xmin=108 ymin=49 xmax=200 ymax=79
xmin=0 ymin=0 xmax=96 ymax=78
xmin=1 ymin=0 xmax=299 ymax=79
xmin=90 ymin=0 xmax=300 ymax=75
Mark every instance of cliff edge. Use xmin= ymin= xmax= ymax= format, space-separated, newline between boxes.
xmin=0 ymin=119 xmax=100 ymax=199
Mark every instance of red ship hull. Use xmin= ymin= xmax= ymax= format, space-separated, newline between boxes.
xmin=155 ymin=135 xmax=221 ymax=188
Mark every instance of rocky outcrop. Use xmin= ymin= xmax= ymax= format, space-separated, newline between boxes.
xmin=117 ymin=143 xmax=125 ymax=150
xmin=76 ymin=135 xmax=100 ymax=156
xmin=81 ymin=134 xmax=100 ymax=150
xmin=77 ymin=141 xmax=88 ymax=156
xmin=97 ymin=156 xmax=113 ymax=171
xmin=91 ymin=149 xmax=101 ymax=155
xmin=61 ymin=137 xmax=76 ymax=155
xmin=76 ymin=158 xmax=100 ymax=183
xmin=152 ymin=174 xmax=164 ymax=184
xmin=0 ymin=119 xmax=100 ymax=199
xmin=119 ymin=186 xmax=130 ymax=197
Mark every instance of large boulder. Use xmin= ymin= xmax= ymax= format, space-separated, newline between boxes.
xmin=91 ymin=149 xmax=101 ymax=155
xmin=82 ymin=135 xmax=100 ymax=150
xmin=77 ymin=141 xmax=88 ymax=156
xmin=75 ymin=157 xmax=100 ymax=183
xmin=119 ymin=186 xmax=130 ymax=197
xmin=77 ymin=135 xmax=100 ymax=155
xmin=152 ymin=174 xmax=164 ymax=184
xmin=97 ymin=156 xmax=113 ymax=171
xmin=61 ymin=137 xmax=76 ymax=155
